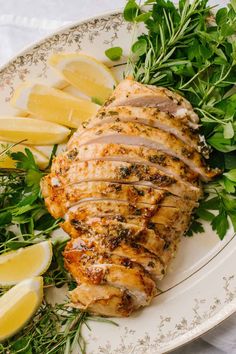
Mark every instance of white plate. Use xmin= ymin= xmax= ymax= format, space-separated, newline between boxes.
xmin=0 ymin=2 xmax=235 ymax=353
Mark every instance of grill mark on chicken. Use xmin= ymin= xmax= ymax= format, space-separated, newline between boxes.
xmin=41 ymin=78 xmax=218 ymax=316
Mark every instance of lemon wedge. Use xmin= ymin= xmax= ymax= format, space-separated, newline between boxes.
xmin=49 ymin=52 xmax=117 ymax=103
xmin=11 ymin=82 xmax=99 ymax=128
xmin=0 ymin=141 xmax=49 ymax=169
xmin=0 ymin=117 xmax=70 ymax=145
xmin=0 ymin=241 xmax=52 ymax=286
xmin=0 ymin=277 xmax=43 ymax=341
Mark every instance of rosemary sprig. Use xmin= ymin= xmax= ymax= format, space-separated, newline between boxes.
xmin=0 ymin=303 xmax=89 ymax=354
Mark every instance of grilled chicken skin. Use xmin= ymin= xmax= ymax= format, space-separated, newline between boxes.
xmin=41 ymin=78 xmax=218 ymax=317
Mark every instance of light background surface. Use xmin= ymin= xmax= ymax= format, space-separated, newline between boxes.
xmin=0 ymin=1 xmax=235 ymax=353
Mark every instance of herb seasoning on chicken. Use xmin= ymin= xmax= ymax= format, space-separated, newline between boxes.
xmin=41 ymin=78 xmax=219 ymax=317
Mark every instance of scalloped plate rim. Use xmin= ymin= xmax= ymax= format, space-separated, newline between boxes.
xmin=0 ymin=7 xmax=235 ymax=354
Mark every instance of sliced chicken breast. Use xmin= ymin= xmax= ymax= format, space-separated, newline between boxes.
xmin=70 ymin=283 xmax=134 ymax=317
xmin=104 ymin=78 xmax=199 ymax=123
xmin=68 ymin=236 xmax=166 ymax=280
xmin=68 ymin=121 xmax=217 ymax=181
xmin=64 ymin=243 xmax=157 ymax=307
xmin=52 ymin=160 xmax=201 ymax=199
xmin=41 ymin=78 xmax=218 ymax=317
xmin=82 ymin=106 xmax=200 ymax=150
xmin=41 ymin=179 xmax=167 ymax=219
xmin=53 ymin=143 xmax=199 ymax=185
xmin=65 ymin=198 xmax=195 ymax=228
xmin=62 ymin=219 xmax=166 ymax=256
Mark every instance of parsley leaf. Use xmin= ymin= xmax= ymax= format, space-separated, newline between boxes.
xmin=186 ymin=218 xmax=204 ymax=237
xmin=211 ymin=210 xmax=229 ymax=240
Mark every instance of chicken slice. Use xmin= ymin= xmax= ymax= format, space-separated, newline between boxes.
xmin=82 ymin=106 xmax=200 ymax=150
xmin=64 ymin=200 xmax=192 ymax=248
xmin=70 ymin=283 xmax=134 ymax=317
xmin=51 ymin=160 xmax=201 ymax=200
xmin=41 ymin=179 xmax=167 ymax=219
xmin=67 ymin=218 xmax=180 ymax=274
xmin=151 ymin=207 xmax=192 ymax=232
xmin=64 ymin=243 xmax=157 ymax=307
xmin=68 ymin=236 xmax=166 ymax=280
xmin=104 ymin=78 xmax=199 ymax=123
xmin=63 ymin=217 xmax=179 ymax=270
xmin=65 ymin=198 xmax=195 ymax=229
xmin=66 ymin=199 xmax=157 ymax=222
xmin=53 ymin=143 xmax=199 ymax=186
xmin=69 ymin=121 xmax=218 ymax=181
xmin=62 ymin=219 xmax=166 ymax=256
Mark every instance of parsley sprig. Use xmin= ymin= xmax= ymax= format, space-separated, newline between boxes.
xmin=121 ymin=0 xmax=236 ymax=238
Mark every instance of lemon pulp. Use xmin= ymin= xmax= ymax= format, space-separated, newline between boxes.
xmin=49 ymin=53 xmax=116 ymax=103
xmin=11 ymin=83 xmax=99 ymax=128
xmin=0 ymin=277 xmax=43 ymax=341
xmin=0 ymin=241 xmax=52 ymax=285
xmin=0 ymin=117 xmax=70 ymax=145
xmin=0 ymin=291 xmax=38 ymax=339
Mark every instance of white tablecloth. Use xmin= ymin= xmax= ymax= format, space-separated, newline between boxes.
xmin=0 ymin=1 xmax=235 ymax=353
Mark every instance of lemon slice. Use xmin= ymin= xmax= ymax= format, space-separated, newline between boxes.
xmin=49 ymin=52 xmax=117 ymax=103
xmin=11 ymin=82 xmax=99 ymax=128
xmin=0 ymin=277 xmax=43 ymax=341
xmin=0 ymin=241 xmax=52 ymax=285
xmin=0 ymin=117 xmax=70 ymax=145
xmin=0 ymin=141 xmax=49 ymax=169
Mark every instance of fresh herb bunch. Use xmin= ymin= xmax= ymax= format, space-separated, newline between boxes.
xmin=0 ymin=304 xmax=88 ymax=354
xmin=0 ymin=147 xmax=60 ymax=254
xmin=0 ymin=147 xmax=93 ymax=353
xmin=121 ymin=0 xmax=236 ymax=238
xmin=0 ymin=303 xmax=117 ymax=354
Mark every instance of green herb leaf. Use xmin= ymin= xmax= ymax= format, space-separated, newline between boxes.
xmin=196 ymin=208 xmax=215 ymax=221
xmin=11 ymin=148 xmax=39 ymax=171
xmin=0 ymin=211 xmax=12 ymax=226
xmin=186 ymin=219 xmax=204 ymax=237
xmin=135 ymin=11 xmax=152 ymax=22
xmin=105 ymin=47 xmax=123 ymax=61
xmin=211 ymin=211 xmax=229 ymax=240
xmin=216 ymin=8 xmax=228 ymax=26
xmin=91 ymin=96 xmax=103 ymax=105
xmin=132 ymin=38 xmax=147 ymax=56
xmin=224 ymin=169 xmax=236 ymax=182
xmin=225 ymin=153 xmax=236 ymax=169
xmin=123 ymin=0 xmax=140 ymax=21
xmin=223 ymin=122 xmax=234 ymax=139
xmin=229 ymin=212 xmax=236 ymax=232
